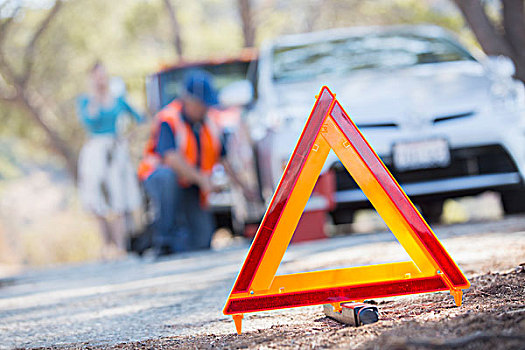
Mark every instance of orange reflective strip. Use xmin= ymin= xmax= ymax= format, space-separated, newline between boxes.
xmin=225 ymin=276 xmax=448 ymax=314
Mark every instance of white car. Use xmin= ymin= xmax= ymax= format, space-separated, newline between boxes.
xmin=248 ymin=25 xmax=525 ymax=224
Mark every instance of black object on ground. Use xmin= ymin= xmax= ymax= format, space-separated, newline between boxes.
xmin=323 ymin=302 xmax=379 ymax=326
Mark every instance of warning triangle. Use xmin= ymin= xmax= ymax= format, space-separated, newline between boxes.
xmin=224 ymin=87 xmax=470 ymax=334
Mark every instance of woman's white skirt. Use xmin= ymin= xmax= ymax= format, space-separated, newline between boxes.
xmin=78 ymin=135 xmax=142 ymax=216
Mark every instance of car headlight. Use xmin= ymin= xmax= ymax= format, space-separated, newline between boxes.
xmin=266 ymin=110 xmax=293 ymax=129
xmin=490 ymin=77 xmax=525 ymax=111
xmin=266 ymin=105 xmax=310 ymax=130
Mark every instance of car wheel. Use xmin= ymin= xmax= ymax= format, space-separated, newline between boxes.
xmin=419 ymin=201 xmax=444 ymax=224
xmin=213 ymin=212 xmax=234 ymax=234
xmin=331 ymin=208 xmax=355 ymax=226
xmin=501 ymin=189 xmax=525 ymax=214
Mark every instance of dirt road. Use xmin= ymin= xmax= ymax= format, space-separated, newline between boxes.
xmin=1 ymin=216 xmax=524 ymax=349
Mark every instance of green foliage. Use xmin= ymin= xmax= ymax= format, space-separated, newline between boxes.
xmin=253 ymin=0 xmax=468 ymax=41
xmin=0 ymin=0 xmax=471 ymax=171
xmin=0 ymin=0 xmax=477 ymax=267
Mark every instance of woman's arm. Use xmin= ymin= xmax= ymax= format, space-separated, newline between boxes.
xmin=76 ymin=95 xmax=101 ymax=127
xmin=120 ymin=96 xmax=145 ymax=123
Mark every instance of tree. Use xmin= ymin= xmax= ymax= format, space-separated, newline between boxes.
xmin=162 ymin=0 xmax=184 ymax=60
xmin=0 ymin=0 xmax=78 ymax=177
xmin=237 ymin=0 xmax=256 ymax=47
xmin=453 ymin=0 xmax=525 ymax=82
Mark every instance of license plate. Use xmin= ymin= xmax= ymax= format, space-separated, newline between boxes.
xmin=393 ymin=138 xmax=450 ymax=171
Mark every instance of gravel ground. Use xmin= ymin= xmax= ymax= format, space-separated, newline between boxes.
xmin=50 ymin=267 xmax=525 ymax=350
xmin=1 ymin=216 xmax=525 ymax=349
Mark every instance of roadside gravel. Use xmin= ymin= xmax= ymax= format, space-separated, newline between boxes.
xmin=2 ymin=216 xmax=525 ymax=349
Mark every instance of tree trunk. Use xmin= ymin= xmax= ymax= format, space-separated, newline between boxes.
xmin=453 ymin=0 xmax=513 ymax=57
xmin=453 ymin=0 xmax=525 ymax=82
xmin=237 ymin=0 xmax=256 ymax=48
xmin=502 ymin=0 xmax=525 ymax=81
xmin=0 ymin=0 xmax=77 ymax=179
xmin=16 ymin=93 xmax=78 ymax=179
xmin=162 ymin=0 xmax=184 ymax=61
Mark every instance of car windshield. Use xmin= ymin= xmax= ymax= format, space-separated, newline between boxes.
xmin=158 ymin=61 xmax=252 ymax=109
xmin=272 ymin=32 xmax=474 ymax=83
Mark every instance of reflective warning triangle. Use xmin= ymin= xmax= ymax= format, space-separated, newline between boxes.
xmin=224 ymin=87 xmax=470 ymax=334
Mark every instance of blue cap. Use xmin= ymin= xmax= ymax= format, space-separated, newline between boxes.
xmin=183 ymin=70 xmax=218 ymax=107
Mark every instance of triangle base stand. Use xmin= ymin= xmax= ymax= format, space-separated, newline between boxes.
xmin=228 ymin=277 xmax=465 ymax=334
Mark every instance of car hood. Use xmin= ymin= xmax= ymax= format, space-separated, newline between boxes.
xmin=272 ymin=61 xmax=491 ymax=127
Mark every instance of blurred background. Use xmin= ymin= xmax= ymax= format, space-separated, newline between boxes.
xmin=0 ymin=0 xmax=523 ymax=272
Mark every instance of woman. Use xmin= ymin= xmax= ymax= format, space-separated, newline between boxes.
xmin=77 ymin=62 xmax=144 ymax=259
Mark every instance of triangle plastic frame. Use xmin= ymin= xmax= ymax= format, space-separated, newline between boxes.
xmin=224 ymin=87 xmax=470 ymax=334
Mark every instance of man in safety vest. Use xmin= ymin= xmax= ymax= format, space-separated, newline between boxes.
xmin=139 ymin=70 xmax=251 ymax=257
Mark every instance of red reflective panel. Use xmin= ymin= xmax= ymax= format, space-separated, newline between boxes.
xmin=330 ymin=102 xmax=469 ymax=288
xmin=225 ymin=276 xmax=447 ymax=314
xmin=232 ymin=88 xmax=335 ymax=294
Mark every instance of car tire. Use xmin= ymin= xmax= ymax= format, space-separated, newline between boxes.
xmin=419 ymin=201 xmax=444 ymax=224
xmin=501 ymin=189 xmax=525 ymax=214
xmin=331 ymin=208 xmax=355 ymax=226
xmin=213 ymin=212 xmax=234 ymax=234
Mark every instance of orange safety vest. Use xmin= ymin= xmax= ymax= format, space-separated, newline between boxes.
xmin=138 ymin=101 xmax=222 ymax=195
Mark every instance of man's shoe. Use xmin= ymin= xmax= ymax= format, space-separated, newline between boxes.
xmin=154 ymin=245 xmax=174 ymax=259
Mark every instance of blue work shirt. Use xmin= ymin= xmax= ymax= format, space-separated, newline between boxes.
xmin=156 ymin=113 xmax=227 ymax=166
xmin=77 ymin=95 xmax=144 ymax=135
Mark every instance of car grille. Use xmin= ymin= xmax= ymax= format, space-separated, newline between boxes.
xmin=355 ymin=111 xmax=475 ymax=129
xmin=334 ymin=145 xmax=519 ymax=191
xmin=433 ymin=111 xmax=475 ymax=124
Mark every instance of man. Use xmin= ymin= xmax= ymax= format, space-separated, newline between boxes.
xmin=139 ymin=70 xmax=250 ymax=256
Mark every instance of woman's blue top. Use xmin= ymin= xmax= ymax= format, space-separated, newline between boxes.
xmin=77 ymin=95 xmax=144 ymax=135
